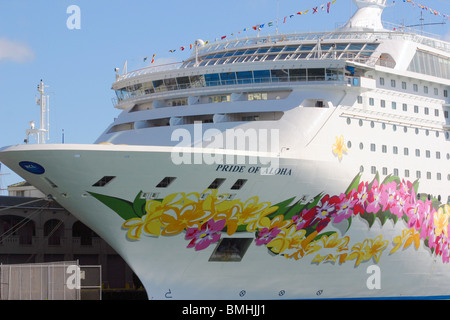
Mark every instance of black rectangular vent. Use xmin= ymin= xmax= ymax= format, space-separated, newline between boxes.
xmin=156 ymin=177 xmax=176 ymax=188
xmin=207 ymin=178 xmax=225 ymax=189
xmin=231 ymin=179 xmax=247 ymax=190
xmin=92 ymin=176 xmax=116 ymax=187
xmin=209 ymin=238 xmax=252 ymax=262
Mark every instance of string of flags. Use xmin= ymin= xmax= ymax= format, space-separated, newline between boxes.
xmin=142 ymin=0 xmax=337 ymax=64
xmin=402 ymin=0 xmax=450 ymax=20
xmin=143 ymin=54 xmax=156 ymax=63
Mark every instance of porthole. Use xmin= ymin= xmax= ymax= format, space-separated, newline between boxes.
xmin=347 ymin=118 xmax=351 ymax=125
xmin=404 ymin=126 xmax=408 ymax=133
xmin=426 ymin=129 xmax=429 ymax=136
xmin=359 ymin=142 xmax=364 ymax=150
xmin=415 ymin=128 xmax=419 ymax=135
xmin=382 ymin=123 xmax=386 ymax=130
xmin=359 ymin=119 xmax=363 ymax=127
xmin=347 ymin=141 xmax=352 ymax=149
xmin=370 ymin=121 xmax=375 ymax=128
xmin=393 ymin=124 xmax=397 ymax=131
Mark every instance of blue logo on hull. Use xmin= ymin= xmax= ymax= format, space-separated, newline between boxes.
xmin=19 ymin=161 xmax=45 ymax=175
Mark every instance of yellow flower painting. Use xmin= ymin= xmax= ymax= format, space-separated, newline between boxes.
xmin=91 ymin=170 xmax=450 ymax=266
xmin=332 ymin=135 xmax=348 ymax=160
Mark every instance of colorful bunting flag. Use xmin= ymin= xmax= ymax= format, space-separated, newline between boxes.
xmin=142 ymin=0 xmax=338 ymax=65
xmin=402 ymin=0 xmax=450 ymax=20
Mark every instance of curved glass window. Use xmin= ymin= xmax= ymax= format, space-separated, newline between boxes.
xmin=220 ymin=72 xmax=237 ymax=85
xmin=115 ymin=67 xmax=345 ymax=102
xmin=253 ymin=70 xmax=271 ymax=83
xmin=205 ymin=73 xmax=220 ymax=86
xmin=408 ymin=50 xmax=450 ymax=79
xmin=236 ymin=71 xmax=253 ymax=84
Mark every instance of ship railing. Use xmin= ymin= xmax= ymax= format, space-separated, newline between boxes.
xmin=115 ymin=50 xmax=387 ymax=87
xmin=341 ymin=105 xmax=446 ymax=130
xmin=196 ymin=28 xmax=450 ymax=57
xmin=116 ymin=27 xmax=449 ymax=82
xmin=112 ymin=73 xmax=365 ymax=107
xmin=179 ymin=51 xmax=378 ymax=68
xmin=117 ymin=62 xmax=183 ymax=81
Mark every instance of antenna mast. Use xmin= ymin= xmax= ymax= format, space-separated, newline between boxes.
xmin=25 ymin=80 xmax=51 ymax=144
xmin=276 ymin=0 xmax=280 ymax=35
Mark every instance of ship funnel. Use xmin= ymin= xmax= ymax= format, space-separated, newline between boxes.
xmin=339 ymin=0 xmax=386 ymax=31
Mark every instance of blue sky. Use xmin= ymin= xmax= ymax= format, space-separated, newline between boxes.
xmin=0 ymin=0 xmax=449 ymax=192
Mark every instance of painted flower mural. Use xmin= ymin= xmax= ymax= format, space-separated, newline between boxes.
xmin=332 ymin=135 xmax=348 ymax=160
xmin=89 ymin=172 xmax=450 ymax=267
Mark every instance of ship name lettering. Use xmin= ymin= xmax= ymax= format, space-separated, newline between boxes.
xmin=215 ymin=165 xmax=292 ymax=176
xmin=215 ymin=164 xmax=245 ymax=173
xmin=260 ymin=167 xmax=292 ymax=176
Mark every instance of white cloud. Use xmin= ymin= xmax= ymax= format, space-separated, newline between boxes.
xmin=0 ymin=37 xmax=34 ymax=63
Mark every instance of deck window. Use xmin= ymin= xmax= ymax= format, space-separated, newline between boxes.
xmin=208 ymin=178 xmax=225 ymax=189
xmin=231 ymin=179 xmax=247 ymax=190
xmin=209 ymin=238 xmax=252 ymax=262
xmin=92 ymin=176 xmax=116 ymax=187
xmin=156 ymin=177 xmax=176 ymax=188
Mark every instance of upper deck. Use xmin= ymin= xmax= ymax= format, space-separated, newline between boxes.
xmin=111 ymin=0 xmax=450 ymax=109
xmin=116 ymin=28 xmax=450 ymax=82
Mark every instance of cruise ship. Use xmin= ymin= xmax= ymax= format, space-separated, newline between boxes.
xmin=1 ymin=0 xmax=450 ymax=299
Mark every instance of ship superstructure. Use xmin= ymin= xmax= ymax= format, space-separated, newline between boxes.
xmin=0 ymin=0 xmax=449 ymax=299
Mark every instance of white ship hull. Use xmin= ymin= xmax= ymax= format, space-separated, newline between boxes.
xmin=1 ymin=143 xmax=449 ymax=299
xmin=2 ymin=0 xmax=450 ymax=300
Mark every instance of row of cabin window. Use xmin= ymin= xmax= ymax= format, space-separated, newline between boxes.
xmin=346 ymin=117 xmax=450 ymax=139
xmin=368 ymin=165 xmax=449 ymax=182
xmin=166 ymin=92 xmax=268 ymax=107
xmin=347 ymin=140 xmax=449 ymax=160
xmin=357 ymin=96 xmax=447 ymax=118
xmin=379 ymin=77 xmax=448 ymax=97
xmin=92 ymin=175 xmax=248 ymax=191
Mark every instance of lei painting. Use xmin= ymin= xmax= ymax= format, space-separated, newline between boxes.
xmin=89 ymin=171 xmax=450 ymax=266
